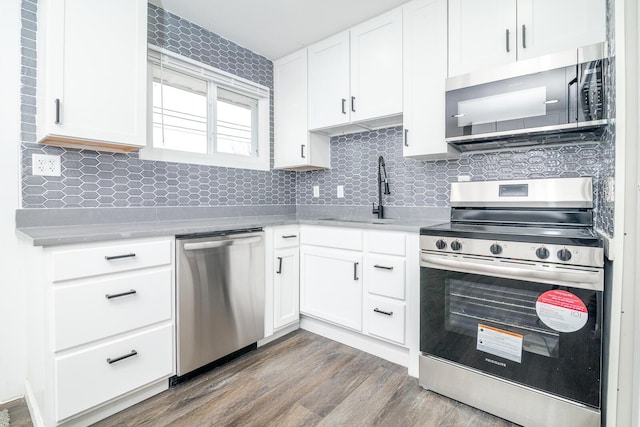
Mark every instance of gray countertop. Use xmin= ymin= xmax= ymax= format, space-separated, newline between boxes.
xmin=16 ymin=215 xmax=446 ymax=247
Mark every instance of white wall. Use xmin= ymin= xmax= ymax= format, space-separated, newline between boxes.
xmin=0 ymin=0 xmax=28 ymax=402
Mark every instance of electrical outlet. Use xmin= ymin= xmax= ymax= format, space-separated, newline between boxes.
xmin=458 ymin=175 xmax=471 ymax=182
xmin=32 ymin=154 xmax=61 ymax=177
xmin=337 ymin=185 xmax=344 ymax=198
xmin=313 ymin=186 xmax=319 ymax=198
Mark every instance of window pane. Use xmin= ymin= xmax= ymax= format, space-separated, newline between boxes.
xmin=152 ymin=71 xmax=208 ymax=154
xmin=216 ymin=88 xmax=257 ymax=157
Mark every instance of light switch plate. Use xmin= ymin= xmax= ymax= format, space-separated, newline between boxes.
xmin=313 ymin=186 xmax=319 ymax=198
xmin=337 ymin=185 xmax=344 ymax=198
xmin=32 ymin=154 xmax=61 ymax=176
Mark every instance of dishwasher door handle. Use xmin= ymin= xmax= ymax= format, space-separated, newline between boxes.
xmin=183 ymin=236 xmax=263 ymax=251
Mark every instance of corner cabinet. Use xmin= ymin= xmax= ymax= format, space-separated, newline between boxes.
xmin=307 ymin=8 xmax=403 ymax=135
xmin=37 ymin=0 xmax=147 ymax=152
xmin=448 ymin=0 xmax=606 ymax=77
xmin=402 ymin=0 xmax=458 ymax=160
xmin=274 ymin=49 xmax=330 ymax=171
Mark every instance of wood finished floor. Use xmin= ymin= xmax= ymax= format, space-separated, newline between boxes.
xmin=0 ymin=398 xmax=33 ymax=427
xmin=95 ymin=330 xmax=517 ymax=427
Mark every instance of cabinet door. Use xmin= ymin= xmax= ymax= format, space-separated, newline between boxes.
xmin=274 ymin=49 xmax=309 ymax=168
xmin=300 ymin=246 xmax=363 ymax=331
xmin=43 ymin=0 xmax=147 ymax=147
xmin=308 ymin=31 xmax=351 ymax=130
xmin=274 ymin=248 xmax=300 ymax=329
xmin=403 ymin=0 xmax=458 ymax=160
xmin=448 ymin=0 xmax=517 ymax=77
xmin=517 ymin=0 xmax=606 ymax=61
xmin=350 ymin=9 xmax=403 ymax=123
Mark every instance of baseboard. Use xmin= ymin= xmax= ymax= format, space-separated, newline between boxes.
xmin=258 ymin=322 xmax=299 ymax=347
xmin=300 ymin=316 xmax=409 ymax=369
xmin=24 ymin=381 xmax=44 ymax=427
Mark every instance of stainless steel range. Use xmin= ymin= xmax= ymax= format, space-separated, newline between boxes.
xmin=419 ymin=177 xmax=604 ymax=427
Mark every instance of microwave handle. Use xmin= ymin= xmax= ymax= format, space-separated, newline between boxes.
xmin=567 ymin=75 xmax=578 ymax=123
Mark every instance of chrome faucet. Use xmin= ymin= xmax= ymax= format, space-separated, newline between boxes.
xmin=372 ymin=155 xmax=390 ymax=219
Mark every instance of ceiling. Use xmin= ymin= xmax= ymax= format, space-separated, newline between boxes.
xmin=149 ymin=0 xmax=410 ymax=60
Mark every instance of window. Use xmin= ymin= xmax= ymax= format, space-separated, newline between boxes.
xmin=142 ymin=48 xmax=270 ymax=171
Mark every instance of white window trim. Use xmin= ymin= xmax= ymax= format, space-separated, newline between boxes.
xmin=141 ymin=45 xmax=271 ymax=171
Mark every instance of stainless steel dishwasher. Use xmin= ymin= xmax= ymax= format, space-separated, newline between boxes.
xmin=175 ymin=228 xmax=264 ymax=379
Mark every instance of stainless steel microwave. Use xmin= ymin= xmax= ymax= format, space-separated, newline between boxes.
xmin=445 ymin=43 xmax=608 ymax=152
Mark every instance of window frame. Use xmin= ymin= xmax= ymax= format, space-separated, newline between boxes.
xmin=141 ymin=46 xmax=271 ymax=171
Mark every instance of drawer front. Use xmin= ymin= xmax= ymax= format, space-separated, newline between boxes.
xmin=55 ymin=324 xmax=173 ymax=422
xmin=366 ymin=255 xmax=405 ymax=300
xmin=367 ymin=296 xmax=405 ymax=345
xmin=52 ymin=239 xmax=172 ymax=282
xmin=301 ymin=226 xmax=363 ymax=251
xmin=274 ymin=226 xmax=300 ymax=249
xmin=366 ymin=231 xmax=405 ymax=256
xmin=53 ymin=269 xmax=172 ymax=351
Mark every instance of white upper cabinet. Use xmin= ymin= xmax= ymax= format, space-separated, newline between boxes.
xmin=350 ymin=9 xmax=403 ymax=124
xmin=516 ymin=0 xmax=606 ymax=61
xmin=38 ymin=0 xmax=147 ymax=152
xmin=308 ymin=9 xmax=403 ymax=134
xmin=308 ymin=31 xmax=352 ymax=130
xmin=448 ymin=0 xmax=517 ymax=77
xmin=274 ymin=49 xmax=330 ymax=170
xmin=448 ymin=0 xmax=606 ymax=77
xmin=403 ymin=0 xmax=458 ymax=160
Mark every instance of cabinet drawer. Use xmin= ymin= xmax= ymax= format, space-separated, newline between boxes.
xmin=52 ymin=239 xmax=171 ymax=282
xmin=366 ymin=255 xmax=405 ymax=300
xmin=53 ymin=269 xmax=172 ymax=351
xmin=274 ymin=226 xmax=300 ymax=249
xmin=366 ymin=231 xmax=405 ymax=256
xmin=367 ymin=296 xmax=405 ymax=345
xmin=55 ymin=324 xmax=173 ymax=422
xmin=301 ymin=226 xmax=363 ymax=251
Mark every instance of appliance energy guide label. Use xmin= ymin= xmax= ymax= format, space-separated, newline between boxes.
xmin=477 ymin=324 xmax=523 ymax=363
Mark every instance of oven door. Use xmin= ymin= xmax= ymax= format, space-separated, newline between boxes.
xmin=420 ymin=251 xmax=602 ymax=408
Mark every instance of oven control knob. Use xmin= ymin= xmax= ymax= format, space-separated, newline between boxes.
xmin=536 ymin=247 xmax=550 ymax=259
xmin=557 ymin=248 xmax=572 ymax=262
xmin=435 ymin=239 xmax=447 ymax=250
xmin=450 ymin=240 xmax=462 ymax=251
xmin=490 ymin=243 xmax=502 ymax=255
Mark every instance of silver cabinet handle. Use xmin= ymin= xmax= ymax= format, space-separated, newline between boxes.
xmin=374 ymin=308 xmax=393 ymax=316
xmin=374 ymin=265 xmax=394 ymax=270
xmin=107 ymin=350 xmax=138 ymax=364
xmin=184 ymin=236 xmax=262 ymax=251
xmin=522 ymin=24 xmax=527 ymax=49
xmin=105 ymin=253 xmax=136 ymax=261
xmin=341 ymin=98 xmax=347 ymax=114
xmin=404 ymin=129 xmax=409 ymax=147
xmin=105 ymin=289 xmax=137 ymax=299
xmin=301 ymin=144 xmax=306 ymax=159
xmin=505 ymin=29 xmax=510 ymax=52
xmin=276 ymin=257 xmax=283 ymax=274
xmin=54 ymin=99 xmax=61 ymax=124
xmin=353 ymin=262 xmax=359 ymax=281
xmin=351 ymin=96 xmax=356 ymax=112
xmin=282 ymin=235 xmax=298 ymax=239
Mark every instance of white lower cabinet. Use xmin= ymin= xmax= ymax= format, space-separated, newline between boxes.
xmin=25 ymin=236 xmax=175 ymax=426
xmin=299 ymin=226 xmax=413 ymax=353
xmin=300 ymin=246 xmax=363 ymax=331
xmin=274 ymin=247 xmax=300 ymax=329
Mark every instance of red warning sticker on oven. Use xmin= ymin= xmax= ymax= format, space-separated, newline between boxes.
xmin=536 ymin=290 xmax=588 ymax=333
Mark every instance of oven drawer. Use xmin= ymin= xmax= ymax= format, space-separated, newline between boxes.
xmin=53 ymin=269 xmax=172 ymax=351
xmin=366 ymin=255 xmax=405 ymax=300
xmin=366 ymin=296 xmax=405 ymax=345
xmin=52 ymin=239 xmax=172 ymax=282
xmin=54 ymin=324 xmax=173 ymax=422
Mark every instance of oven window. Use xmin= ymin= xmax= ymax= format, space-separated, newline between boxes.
xmin=445 ymin=279 xmax=560 ymax=359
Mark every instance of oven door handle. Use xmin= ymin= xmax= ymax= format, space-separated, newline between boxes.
xmin=421 ymin=253 xmax=603 ymax=291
